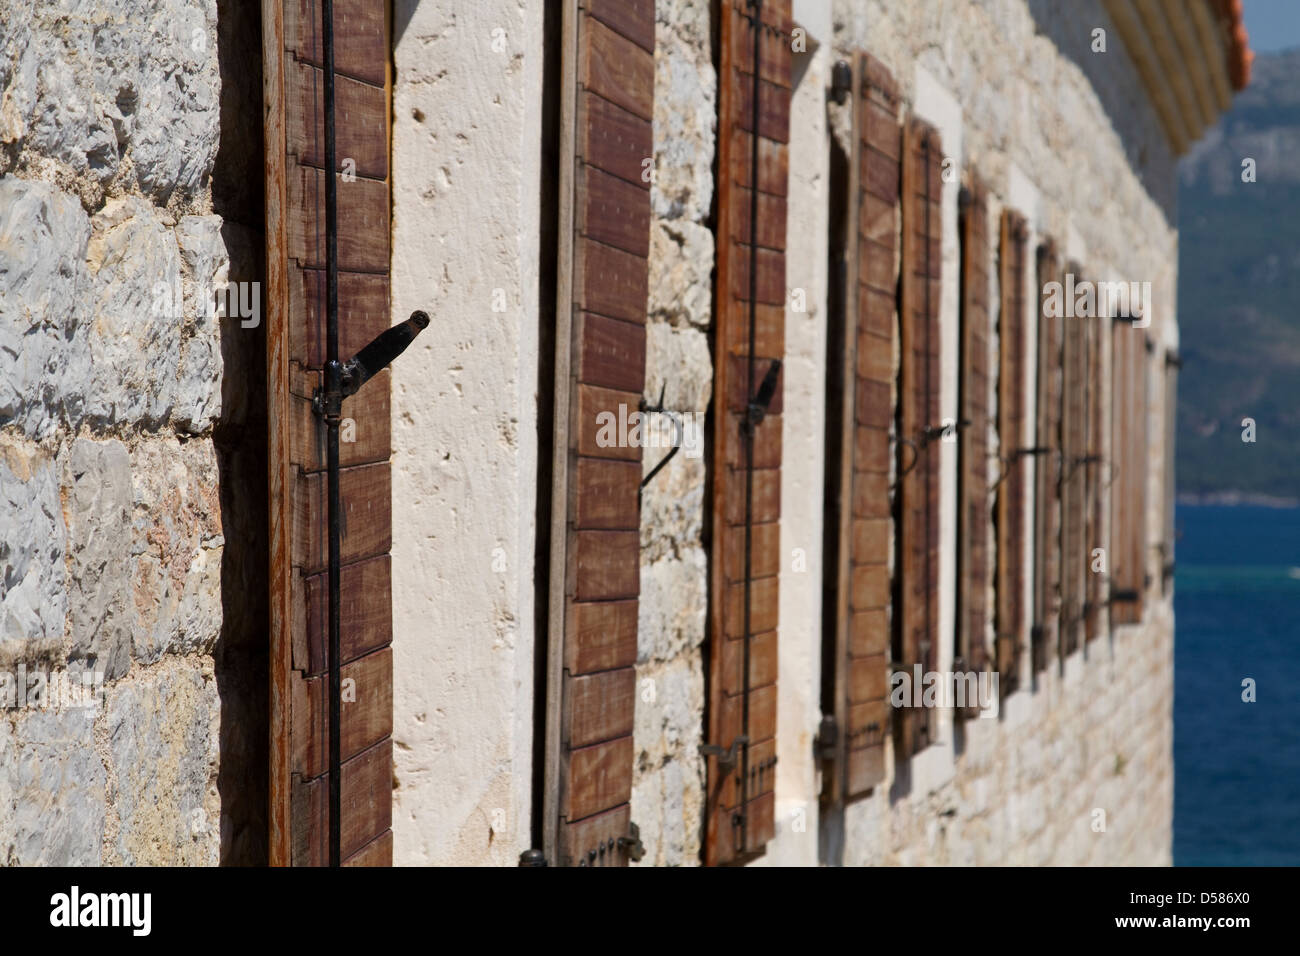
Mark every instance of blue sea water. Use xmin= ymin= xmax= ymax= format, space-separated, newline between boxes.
xmin=1174 ymin=504 xmax=1300 ymax=865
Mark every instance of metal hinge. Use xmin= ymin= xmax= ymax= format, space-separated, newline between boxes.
xmin=618 ymin=822 xmax=646 ymax=862
xmin=814 ymin=715 xmax=837 ymax=762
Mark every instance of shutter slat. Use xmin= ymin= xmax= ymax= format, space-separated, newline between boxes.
xmin=705 ymin=0 xmax=792 ymax=865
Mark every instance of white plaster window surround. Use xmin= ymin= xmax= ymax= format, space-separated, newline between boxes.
xmin=389 ymin=0 xmax=545 ymax=866
xmin=1007 ymin=160 xmax=1042 ymax=699
xmin=758 ymin=4 xmax=832 ymax=868
xmin=907 ymin=63 xmax=961 ymax=794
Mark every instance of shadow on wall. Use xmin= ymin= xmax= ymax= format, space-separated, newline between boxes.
xmin=212 ymin=0 xmax=269 ymax=866
xmin=1024 ymin=0 xmax=1179 ymax=222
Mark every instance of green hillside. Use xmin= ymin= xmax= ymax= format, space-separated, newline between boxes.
xmin=1176 ymin=49 xmax=1300 ymax=500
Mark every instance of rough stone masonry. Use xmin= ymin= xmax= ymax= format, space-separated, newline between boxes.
xmin=0 ymin=0 xmax=235 ymax=864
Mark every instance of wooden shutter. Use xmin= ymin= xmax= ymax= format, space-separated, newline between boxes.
xmin=823 ymin=52 xmax=899 ymax=808
xmin=896 ymin=116 xmax=943 ymax=755
xmin=1059 ymin=262 xmax=1087 ymax=657
xmin=994 ymin=210 xmax=1029 ymax=695
xmin=263 ymin=0 xmax=394 ymax=866
xmin=706 ymin=0 xmax=792 ymax=866
xmin=1109 ymin=321 xmax=1148 ymax=625
xmin=1161 ymin=350 xmax=1178 ymax=594
xmin=956 ymin=175 xmax=992 ymax=715
xmin=543 ymin=0 xmax=654 ymax=868
xmin=1031 ymin=241 xmax=1062 ymax=673
xmin=1084 ymin=300 xmax=1107 ymax=642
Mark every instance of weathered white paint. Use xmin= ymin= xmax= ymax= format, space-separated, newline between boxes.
xmin=390 ymin=0 xmax=545 ymax=866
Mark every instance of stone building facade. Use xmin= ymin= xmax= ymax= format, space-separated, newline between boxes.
xmin=0 ymin=0 xmax=1246 ymax=865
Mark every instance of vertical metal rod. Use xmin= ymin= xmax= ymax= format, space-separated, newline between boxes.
xmin=321 ymin=0 xmax=343 ymax=869
xmin=739 ymin=0 xmax=764 ymax=857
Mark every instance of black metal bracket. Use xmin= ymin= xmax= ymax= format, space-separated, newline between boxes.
xmin=894 ymin=421 xmax=967 ymax=488
xmin=312 ymin=311 xmax=430 ymax=418
xmin=700 ymin=735 xmax=749 ymax=773
xmin=830 ymin=59 xmax=852 ymax=104
xmin=618 ymin=822 xmax=646 ymax=862
xmin=746 ymin=359 xmax=783 ymax=431
xmin=922 ymin=418 xmax=969 ymax=445
xmin=990 ymin=445 xmax=1050 ymax=491
xmin=1065 ymin=452 xmax=1102 ymax=480
xmin=639 ymin=382 xmax=684 ymax=490
xmin=896 ymin=436 xmax=920 ymax=482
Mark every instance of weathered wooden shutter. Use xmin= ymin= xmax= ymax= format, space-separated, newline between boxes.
xmin=263 ymin=0 xmax=394 ymax=866
xmin=543 ymin=0 xmax=654 ymax=868
xmin=956 ymin=175 xmax=991 ymax=716
xmin=1058 ymin=261 xmax=1087 ymax=657
xmin=823 ymin=52 xmax=899 ymax=809
xmin=1031 ymin=241 xmax=1062 ymax=673
xmin=1109 ymin=322 xmax=1148 ymax=625
xmin=1084 ymin=300 xmax=1107 ymax=642
xmin=994 ymin=210 xmax=1029 ymax=695
xmin=896 ymin=116 xmax=943 ymax=754
xmin=1161 ymin=350 xmax=1179 ymax=594
xmin=706 ymin=0 xmax=792 ymax=865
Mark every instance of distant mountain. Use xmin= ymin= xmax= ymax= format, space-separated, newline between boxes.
xmin=1177 ymin=48 xmax=1300 ymax=502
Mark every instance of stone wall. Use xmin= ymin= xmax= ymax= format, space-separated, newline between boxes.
xmin=627 ymin=0 xmax=1177 ymax=866
xmin=631 ymin=0 xmax=716 ymax=867
xmin=819 ymin=0 xmax=1176 ymax=866
xmin=0 ymin=0 xmax=261 ymax=865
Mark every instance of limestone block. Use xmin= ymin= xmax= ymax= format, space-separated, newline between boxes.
xmin=1 ymin=0 xmax=220 ymax=199
xmin=645 ymin=316 xmax=713 ymax=415
xmin=637 ymin=551 xmax=707 ymax=666
xmin=62 ymin=437 xmax=133 ymax=680
xmin=0 ymin=178 xmax=93 ymax=438
xmin=174 ymin=214 xmax=226 ymax=432
xmin=86 ymin=195 xmax=182 ymax=426
xmin=129 ymin=437 xmax=223 ymax=663
xmin=0 ymin=448 xmax=66 ymax=654
xmin=652 ymin=0 xmax=716 ymax=223
xmin=648 ymin=217 xmax=715 ymax=334
xmin=0 ymin=706 xmax=106 ymax=865
xmin=107 ymin=662 xmax=219 ymax=865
